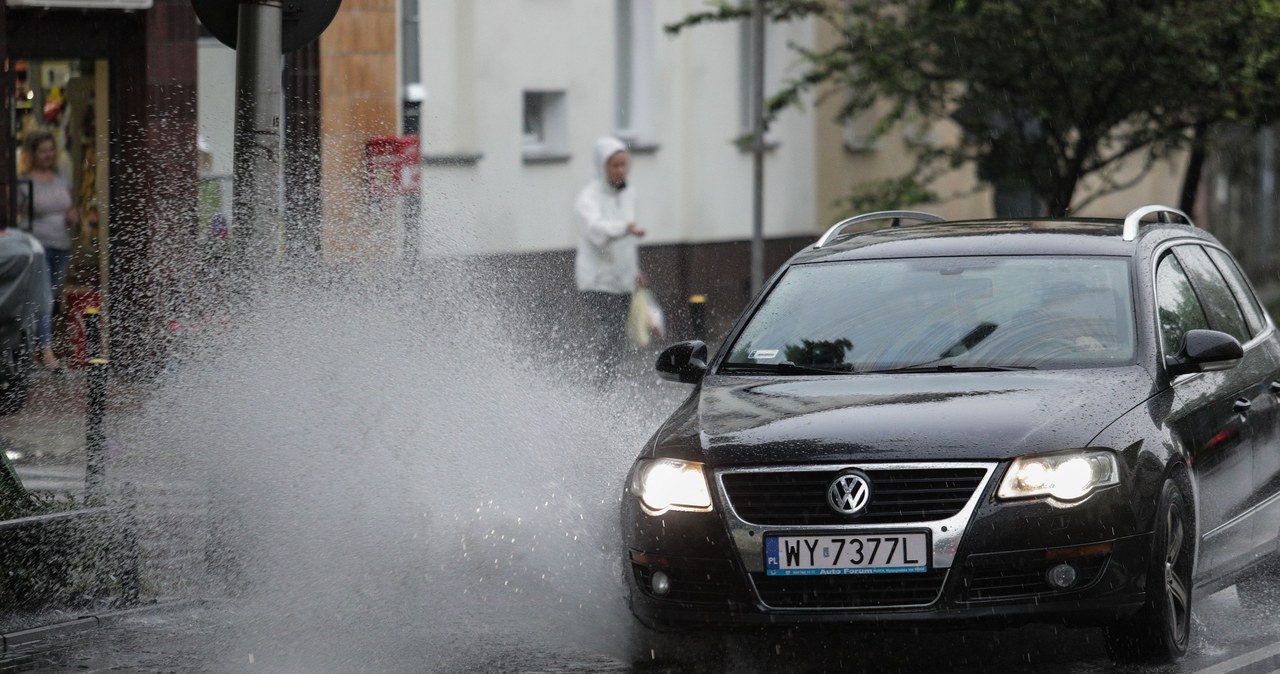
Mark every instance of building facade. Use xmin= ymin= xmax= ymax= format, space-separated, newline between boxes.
xmin=199 ymin=0 xmax=402 ymax=267
xmin=415 ymin=0 xmax=820 ymax=337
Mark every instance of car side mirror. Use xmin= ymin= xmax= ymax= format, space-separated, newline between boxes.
xmin=656 ymin=340 xmax=708 ymax=384
xmin=1165 ymin=329 xmax=1243 ymax=377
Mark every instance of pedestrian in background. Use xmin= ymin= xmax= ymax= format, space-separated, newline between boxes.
xmin=18 ymin=130 xmax=78 ymax=369
xmin=575 ymin=136 xmax=648 ymax=381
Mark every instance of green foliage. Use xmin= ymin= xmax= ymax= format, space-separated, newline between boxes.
xmin=784 ymin=338 xmax=853 ymax=364
xmin=669 ymin=0 xmax=1280 ymax=214
xmin=1 ymin=450 xmax=79 ymax=521
xmin=0 ymin=451 xmax=32 ymax=520
xmin=836 ymin=176 xmax=938 ymax=215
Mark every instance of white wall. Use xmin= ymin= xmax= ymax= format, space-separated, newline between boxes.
xmin=416 ymin=0 xmax=818 ymax=257
xmin=196 ymin=37 xmax=236 ymax=177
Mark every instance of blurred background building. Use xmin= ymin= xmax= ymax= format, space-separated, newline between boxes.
xmin=4 ymin=0 xmax=1271 ymax=364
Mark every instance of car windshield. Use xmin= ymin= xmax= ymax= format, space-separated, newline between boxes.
xmin=723 ymin=256 xmax=1136 ymax=373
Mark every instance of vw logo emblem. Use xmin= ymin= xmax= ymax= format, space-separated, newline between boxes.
xmin=828 ymin=471 xmax=871 ymax=515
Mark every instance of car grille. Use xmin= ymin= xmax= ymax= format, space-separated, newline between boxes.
xmin=960 ymin=554 xmax=1110 ymax=601
xmin=721 ymin=467 xmax=987 ymax=526
xmin=632 ymin=557 xmax=745 ymax=606
xmin=749 ymin=570 xmax=949 ymax=609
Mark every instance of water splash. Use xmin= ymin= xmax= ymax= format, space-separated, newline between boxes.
xmin=115 ymin=265 xmax=679 ymax=671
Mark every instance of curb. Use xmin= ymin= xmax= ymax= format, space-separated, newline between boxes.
xmin=1193 ymin=640 xmax=1280 ymax=674
xmin=0 ymin=598 xmax=201 ymax=654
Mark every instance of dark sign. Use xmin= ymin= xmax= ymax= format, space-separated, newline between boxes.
xmin=192 ymin=0 xmax=341 ymax=54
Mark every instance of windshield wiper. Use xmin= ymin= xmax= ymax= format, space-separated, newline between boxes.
xmin=861 ymin=364 xmax=1037 ymax=374
xmin=720 ymin=361 xmax=857 ymax=375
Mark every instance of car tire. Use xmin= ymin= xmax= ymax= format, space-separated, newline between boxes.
xmin=1104 ymin=473 xmax=1194 ymax=664
xmin=1235 ymin=555 xmax=1280 ymax=610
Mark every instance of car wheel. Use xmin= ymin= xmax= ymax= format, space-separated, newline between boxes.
xmin=1235 ymin=555 xmax=1280 ymax=610
xmin=1104 ymin=474 xmax=1194 ymax=663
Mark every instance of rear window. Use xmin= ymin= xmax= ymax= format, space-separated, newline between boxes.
xmin=1204 ymin=246 xmax=1269 ymax=337
xmin=724 ymin=256 xmax=1136 ymax=372
xmin=1173 ymin=245 xmax=1250 ymax=343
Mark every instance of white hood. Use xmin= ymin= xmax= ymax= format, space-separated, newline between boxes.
xmin=592 ymin=136 xmax=628 ymax=187
xmin=574 ymin=137 xmax=639 ymax=294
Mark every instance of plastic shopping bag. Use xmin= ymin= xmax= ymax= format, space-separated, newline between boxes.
xmin=627 ymin=288 xmax=666 ymax=349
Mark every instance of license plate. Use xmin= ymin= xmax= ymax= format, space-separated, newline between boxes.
xmin=765 ymin=532 xmax=930 ymax=576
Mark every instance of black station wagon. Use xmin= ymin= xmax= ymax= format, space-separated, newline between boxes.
xmin=621 ymin=205 xmax=1280 ymax=666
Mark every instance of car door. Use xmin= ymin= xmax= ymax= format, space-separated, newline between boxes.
xmin=1202 ymin=245 xmax=1280 ymax=556
xmin=1155 ymin=247 xmax=1256 ymax=578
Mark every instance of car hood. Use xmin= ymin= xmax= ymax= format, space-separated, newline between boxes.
xmin=651 ymin=367 xmax=1156 ymax=466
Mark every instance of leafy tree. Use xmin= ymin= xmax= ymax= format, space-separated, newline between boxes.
xmin=668 ymin=0 xmax=1280 ymax=216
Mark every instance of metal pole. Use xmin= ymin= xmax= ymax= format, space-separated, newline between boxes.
xmin=233 ymin=0 xmax=284 ymax=283
xmin=403 ymin=194 xmax=420 ymax=264
xmin=688 ymin=294 xmax=707 ymax=342
xmin=1259 ymin=126 xmax=1275 ymax=278
xmin=749 ymin=0 xmax=766 ymax=297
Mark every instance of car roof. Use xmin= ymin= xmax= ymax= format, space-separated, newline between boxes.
xmin=790 ymin=218 xmax=1218 ymax=265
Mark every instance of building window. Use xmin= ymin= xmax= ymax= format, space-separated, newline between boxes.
xmin=523 ymin=90 xmax=570 ymax=162
xmin=616 ymin=0 xmax=657 ymax=150
xmin=844 ymin=102 xmax=878 ymax=153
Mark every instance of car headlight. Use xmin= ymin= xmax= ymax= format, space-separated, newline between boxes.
xmin=997 ymin=450 xmax=1119 ymax=502
xmin=630 ymin=458 xmax=713 ymax=514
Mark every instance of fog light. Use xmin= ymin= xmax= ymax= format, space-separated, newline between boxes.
xmin=651 ymin=570 xmax=670 ymax=596
xmin=1046 ymin=563 xmax=1078 ymax=589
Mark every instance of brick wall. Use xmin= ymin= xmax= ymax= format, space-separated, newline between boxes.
xmin=319 ymin=0 xmax=400 ymax=263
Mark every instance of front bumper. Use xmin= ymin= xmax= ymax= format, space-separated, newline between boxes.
xmin=622 ymin=461 xmax=1153 ymax=629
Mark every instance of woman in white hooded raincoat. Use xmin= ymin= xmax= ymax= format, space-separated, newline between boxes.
xmin=575 ymin=136 xmax=647 ymax=380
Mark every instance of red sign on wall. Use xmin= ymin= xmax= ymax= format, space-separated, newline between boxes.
xmin=365 ymin=135 xmax=420 ymax=196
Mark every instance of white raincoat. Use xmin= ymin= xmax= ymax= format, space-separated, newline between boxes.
xmin=574 ymin=137 xmax=639 ymax=294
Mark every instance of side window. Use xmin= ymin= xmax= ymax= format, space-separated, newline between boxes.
xmin=1155 ymin=253 xmax=1210 ymax=354
xmin=1204 ymin=246 xmax=1268 ymax=337
xmin=1174 ymin=245 xmax=1250 ymax=343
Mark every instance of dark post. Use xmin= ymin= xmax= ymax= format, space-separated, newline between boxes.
xmin=0 ymin=6 xmax=12 ymax=233
xmin=688 ymin=294 xmax=707 ymax=342
xmin=232 ymin=0 xmax=285 ymax=283
xmin=117 ymin=481 xmax=141 ymax=603
xmin=749 ymin=0 xmax=766 ymax=297
xmin=84 ymin=306 xmax=108 ymax=503
xmin=403 ymin=193 xmax=420 ymax=264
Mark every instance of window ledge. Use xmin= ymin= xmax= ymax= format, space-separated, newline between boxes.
xmin=522 ymin=151 xmax=572 ymax=165
xmin=421 ymin=153 xmax=484 ymax=167
xmin=617 ymin=135 xmax=660 ymax=155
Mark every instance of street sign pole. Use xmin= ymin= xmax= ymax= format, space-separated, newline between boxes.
xmin=194 ymin=0 xmax=340 ymax=283
xmin=232 ymin=0 xmax=284 ymax=282
xmin=749 ymin=0 xmax=766 ymax=298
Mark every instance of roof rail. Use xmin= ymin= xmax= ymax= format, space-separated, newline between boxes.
xmin=814 ymin=210 xmax=945 ymax=248
xmin=1122 ymin=204 xmax=1194 ymax=242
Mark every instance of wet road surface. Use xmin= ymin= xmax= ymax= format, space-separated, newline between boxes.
xmin=4 ymin=581 xmax=1280 ymax=673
